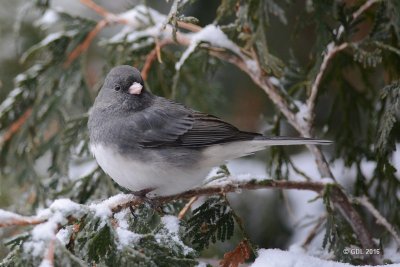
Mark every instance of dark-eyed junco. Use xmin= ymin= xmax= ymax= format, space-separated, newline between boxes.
xmin=88 ymin=65 xmax=330 ymax=196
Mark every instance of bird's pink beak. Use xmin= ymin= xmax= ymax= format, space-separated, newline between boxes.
xmin=128 ymin=82 xmax=143 ymax=95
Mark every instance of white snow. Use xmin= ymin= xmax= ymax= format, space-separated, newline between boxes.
xmin=108 ymin=5 xmax=167 ymax=44
xmin=56 ymin=228 xmax=71 ymax=245
xmin=38 ymin=259 xmax=52 ymax=267
xmin=157 ymin=215 xmax=193 ymax=255
xmin=49 ymin=198 xmax=85 ymax=218
xmin=89 ymin=194 xmax=137 ymax=224
xmin=22 ymin=198 xmax=85 ymax=256
xmin=294 ymin=100 xmax=309 ymax=129
xmin=0 ymin=87 xmax=22 ymax=114
xmin=175 ymin=24 xmax=242 ymax=71
xmin=0 ymin=209 xmax=25 ymax=221
xmin=251 ymin=249 xmax=397 ymax=267
xmin=246 ymin=59 xmax=260 ymax=75
xmin=35 ymin=9 xmax=59 ymax=28
xmin=119 ymin=5 xmax=166 ymax=28
xmin=161 ymin=215 xmax=180 ymax=234
xmin=269 ymin=77 xmax=281 ymax=86
xmin=38 ymin=31 xmax=75 ymax=47
xmin=32 ymin=212 xmax=65 ymax=241
xmin=114 ymin=210 xmax=142 ymax=249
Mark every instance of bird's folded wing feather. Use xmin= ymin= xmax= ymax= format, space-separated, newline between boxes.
xmin=134 ymin=98 xmax=260 ymax=148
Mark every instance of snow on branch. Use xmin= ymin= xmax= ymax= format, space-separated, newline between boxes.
xmin=253 ymin=248 xmax=386 ymax=267
xmin=0 ymin=179 xmax=324 ymax=230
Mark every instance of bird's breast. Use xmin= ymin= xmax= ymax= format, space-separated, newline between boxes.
xmin=89 ymin=143 xmax=209 ymax=196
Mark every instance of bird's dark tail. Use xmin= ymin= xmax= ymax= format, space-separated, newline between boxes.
xmin=253 ymin=135 xmax=332 ymax=146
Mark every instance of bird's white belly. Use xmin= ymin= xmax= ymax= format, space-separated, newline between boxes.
xmin=90 ymin=144 xmax=208 ymax=196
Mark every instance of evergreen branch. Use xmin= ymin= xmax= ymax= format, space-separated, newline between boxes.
xmin=328 ymin=186 xmax=381 ymax=264
xmin=355 ymin=196 xmax=400 ymax=247
xmin=307 ymin=0 xmax=381 ymax=131
xmin=67 ymin=1 xmax=200 ymax=67
xmin=0 ymin=179 xmax=382 ymax=263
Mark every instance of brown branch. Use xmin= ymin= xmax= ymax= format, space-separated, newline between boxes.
xmin=111 ymin=179 xmax=325 ymax=213
xmin=355 ymin=196 xmax=400 ymax=247
xmin=306 ymin=42 xmax=348 ymax=130
xmin=64 ymin=19 xmax=108 ymax=67
xmin=141 ymin=39 xmax=173 ymax=81
xmin=0 ymin=108 xmax=32 ymax=145
xmin=352 ymin=0 xmax=381 ymax=20
xmin=307 ymin=0 xmax=380 ymax=129
xmin=0 ymin=179 xmax=324 ymax=228
xmin=0 ymin=216 xmax=44 ymax=228
xmin=330 ymin=187 xmax=382 ymax=264
xmin=177 ymin=21 xmax=202 ymax=32
xmin=80 ymin=0 xmax=112 ymax=17
xmin=41 ymin=238 xmax=55 ymax=267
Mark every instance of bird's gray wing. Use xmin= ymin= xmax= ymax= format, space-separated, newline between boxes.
xmin=134 ymin=98 xmax=260 ymax=148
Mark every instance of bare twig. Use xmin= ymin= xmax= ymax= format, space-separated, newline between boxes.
xmin=306 ymin=42 xmax=348 ymax=130
xmin=356 ymin=196 xmax=400 ymax=247
xmin=302 ymin=214 xmax=327 ymax=248
xmin=178 ymin=196 xmax=198 ymax=220
xmin=352 ymin=0 xmax=381 ymax=20
xmin=177 ymin=21 xmax=201 ymax=32
xmin=141 ymin=39 xmax=173 ymax=81
xmin=64 ymin=19 xmax=108 ymax=67
xmin=0 ymin=217 xmax=44 ymax=227
xmin=80 ymin=0 xmax=111 ymax=17
xmin=0 ymin=108 xmax=32 ymax=145
xmin=41 ymin=238 xmax=55 ymax=267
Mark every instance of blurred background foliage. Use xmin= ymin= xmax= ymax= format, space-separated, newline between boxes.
xmin=0 ymin=0 xmax=399 ymax=265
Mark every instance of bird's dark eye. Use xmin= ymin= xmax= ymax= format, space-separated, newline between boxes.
xmin=114 ymin=85 xmax=121 ymax=91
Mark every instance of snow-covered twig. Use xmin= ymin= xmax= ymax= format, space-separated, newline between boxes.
xmin=0 ymin=209 xmax=45 ymax=227
xmin=0 ymin=179 xmax=325 ymax=229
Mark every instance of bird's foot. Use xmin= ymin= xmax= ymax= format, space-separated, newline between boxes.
xmin=131 ymin=188 xmax=164 ymax=214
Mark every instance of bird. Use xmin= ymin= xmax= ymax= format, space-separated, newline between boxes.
xmin=88 ymin=65 xmax=331 ymax=197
